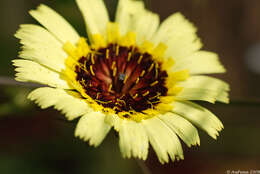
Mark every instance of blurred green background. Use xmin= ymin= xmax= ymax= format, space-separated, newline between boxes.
xmin=1 ymin=0 xmax=260 ymax=174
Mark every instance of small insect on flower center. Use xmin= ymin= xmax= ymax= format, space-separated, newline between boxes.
xmin=74 ymin=44 xmax=168 ymax=114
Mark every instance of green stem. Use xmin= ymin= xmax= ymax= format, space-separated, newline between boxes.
xmin=0 ymin=76 xmax=44 ymax=88
xmin=136 ymin=159 xmax=152 ymax=174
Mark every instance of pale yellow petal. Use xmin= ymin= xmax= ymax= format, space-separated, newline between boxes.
xmin=152 ymin=13 xmax=202 ymax=59
xmin=132 ymin=11 xmax=159 ymax=45
xmin=104 ymin=114 xmax=122 ymax=131
xmin=216 ymin=91 xmax=229 ymax=104
xmin=142 ymin=117 xmax=184 ymax=164
xmin=29 ymin=4 xmax=80 ymax=44
xmin=119 ymin=120 xmax=149 ymax=160
xmin=172 ymin=101 xmax=223 ymax=139
xmin=13 ymin=59 xmax=71 ymax=89
xmin=179 ymin=75 xmax=229 ymax=91
xmin=75 ymin=111 xmax=111 ymax=147
xmin=115 ymin=0 xmax=145 ymax=35
xmin=76 ymin=0 xmax=109 ymax=37
xmin=159 ymin=113 xmax=200 ymax=147
xmin=28 ymin=87 xmax=91 ymax=120
xmin=173 ymin=51 xmax=226 ymax=74
xmin=175 ymin=88 xmax=220 ymax=103
xmin=116 ymin=0 xmax=159 ymax=44
xmin=15 ymin=24 xmax=66 ymax=72
xmin=178 ymin=75 xmax=229 ymax=103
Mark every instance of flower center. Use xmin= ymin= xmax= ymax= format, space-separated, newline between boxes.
xmin=74 ymin=44 xmax=168 ymax=114
xmin=63 ymin=24 xmax=189 ymax=121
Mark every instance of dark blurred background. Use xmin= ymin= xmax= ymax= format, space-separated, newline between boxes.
xmin=1 ymin=0 xmax=260 ymax=174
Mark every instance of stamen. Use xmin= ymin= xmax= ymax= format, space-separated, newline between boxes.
xmin=113 ymin=67 xmax=117 ymax=77
xmin=95 ymin=100 xmax=112 ymax=104
xmin=137 ymin=55 xmax=143 ymax=64
xmin=129 ymin=106 xmax=135 ymax=112
xmin=67 ymin=56 xmax=88 ymax=74
xmin=123 ymin=75 xmax=128 ymax=84
xmin=108 ymin=84 xmax=112 ymax=92
xmin=106 ymin=49 xmax=109 ymax=59
xmin=80 ymin=79 xmax=86 ymax=86
xmin=150 ymin=81 xmax=159 ymax=86
xmin=113 ymin=44 xmax=116 ymax=52
xmin=131 ymin=46 xmax=135 ymax=53
xmin=127 ymin=52 xmax=132 ymax=62
xmin=111 ymin=61 xmax=116 ymax=69
xmin=132 ymin=94 xmax=138 ymax=99
xmin=115 ymin=102 xmax=122 ymax=107
xmin=113 ymin=106 xmax=120 ymax=111
xmin=83 ymin=60 xmax=87 ymax=69
xmin=94 ymin=51 xmax=103 ymax=55
xmin=140 ymin=70 xmax=146 ymax=77
xmin=96 ymin=92 xmax=100 ymax=99
xmin=149 ymin=92 xmax=161 ymax=100
xmin=148 ymin=63 xmax=154 ymax=72
xmin=117 ymin=99 xmax=126 ymax=106
xmin=74 ymin=61 xmax=88 ymax=74
xmin=147 ymin=100 xmax=154 ymax=109
xmin=116 ymin=45 xmax=120 ymax=56
xmin=155 ymin=63 xmax=158 ymax=79
xmin=135 ymin=77 xmax=140 ymax=84
xmin=91 ymin=53 xmax=95 ymax=64
xmin=151 ymin=100 xmax=160 ymax=104
xmin=142 ymin=91 xmax=150 ymax=96
xmin=90 ymin=65 xmax=95 ymax=76
xmin=86 ymin=53 xmax=90 ymax=60
xmin=82 ymin=65 xmax=89 ymax=74
xmin=119 ymin=94 xmax=125 ymax=99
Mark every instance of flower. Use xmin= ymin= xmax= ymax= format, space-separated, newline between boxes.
xmin=13 ymin=0 xmax=229 ymax=164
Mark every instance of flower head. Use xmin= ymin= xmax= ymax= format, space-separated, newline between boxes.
xmin=13 ymin=0 xmax=229 ymax=164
